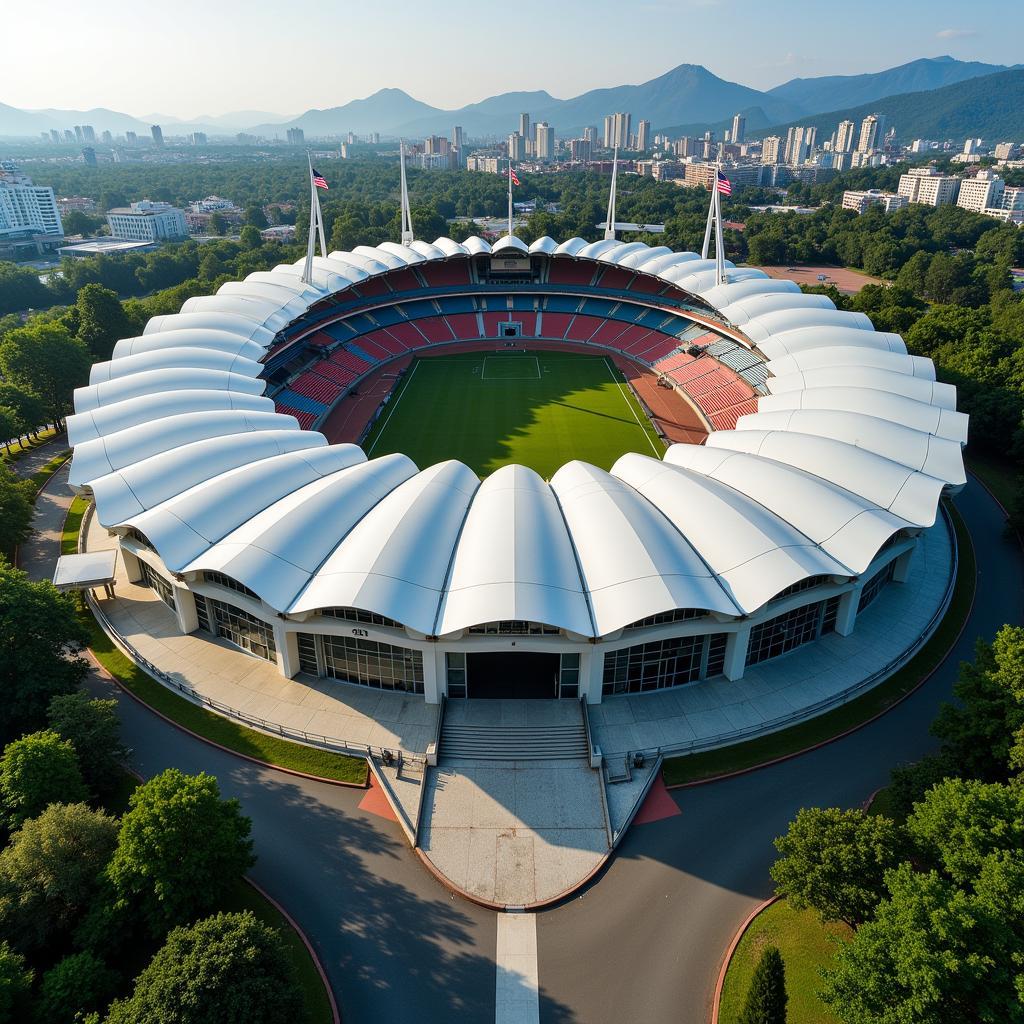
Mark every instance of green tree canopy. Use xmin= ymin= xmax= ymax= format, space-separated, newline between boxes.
xmin=739 ymin=945 xmax=788 ymax=1024
xmin=0 ymin=384 xmax=46 ymax=439
xmin=0 ymin=561 xmax=89 ymax=740
xmin=0 ymin=801 xmax=118 ymax=953
xmin=72 ymin=283 xmax=133 ymax=362
xmin=47 ymin=693 xmax=127 ymax=800
xmin=0 ymin=731 xmax=87 ymax=829
xmin=106 ymin=769 xmax=254 ymax=936
xmin=0 ymin=465 xmax=34 ymax=556
xmin=0 ymin=941 xmax=32 ymax=1024
xmin=104 ymin=911 xmax=303 ymax=1024
xmin=35 ymin=951 xmax=119 ymax=1024
xmin=239 ymin=224 xmax=262 ymax=250
xmin=770 ymin=806 xmax=906 ymax=926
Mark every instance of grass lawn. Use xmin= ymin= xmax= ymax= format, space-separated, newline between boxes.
xmin=64 ymin=498 xmax=367 ymax=787
xmin=866 ymin=784 xmax=903 ymax=820
xmin=1 ymin=426 xmax=60 ymax=464
xmin=362 ymin=351 xmax=664 ymax=479
xmin=24 ymin=449 xmax=71 ymax=492
xmin=663 ymin=503 xmax=975 ymax=786
xmin=718 ymin=899 xmax=851 ymax=1024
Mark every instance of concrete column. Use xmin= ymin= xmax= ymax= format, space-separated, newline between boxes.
xmin=834 ymin=586 xmax=862 ymax=637
xmin=121 ymin=546 xmax=142 ymax=584
xmin=172 ymin=584 xmax=198 ymax=635
xmin=892 ymin=548 xmax=913 ymax=583
xmin=722 ymin=624 xmax=751 ymax=681
xmin=582 ymin=647 xmax=604 ymax=704
xmin=274 ymin=623 xmax=300 ymax=678
xmin=422 ymin=647 xmax=441 ymax=704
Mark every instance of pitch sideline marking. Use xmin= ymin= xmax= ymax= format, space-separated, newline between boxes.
xmin=481 ymin=355 xmax=541 ymax=381
xmin=603 ymin=358 xmax=662 ymax=457
xmin=365 ymin=359 xmax=420 ymax=456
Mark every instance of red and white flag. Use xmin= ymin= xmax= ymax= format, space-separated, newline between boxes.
xmin=715 ymin=170 xmax=732 ymax=196
xmin=509 ymin=168 xmax=521 ymax=187
xmin=312 ymin=168 xmax=328 ymax=190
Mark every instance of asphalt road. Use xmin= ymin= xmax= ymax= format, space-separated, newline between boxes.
xmin=34 ymin=468 xmax=1022 ymax=1024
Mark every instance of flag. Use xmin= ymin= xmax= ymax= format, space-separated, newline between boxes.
xmin=509 ymin=168 xmax=521 ymax=187
xmin=716 ymin=170 xmax=732 ymax=196
xmin=312 ymin=168 xmax=328 ymax=190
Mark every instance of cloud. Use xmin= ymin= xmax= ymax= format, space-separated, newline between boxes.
xmin=936 ymin=28 xmax=979 ymax=39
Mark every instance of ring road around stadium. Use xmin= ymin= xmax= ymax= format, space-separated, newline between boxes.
xmin=67 ymin=235 xmax=966 ymax=707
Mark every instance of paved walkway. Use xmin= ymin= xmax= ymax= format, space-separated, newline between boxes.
xmin=18 ymin=451 xmax=73 ymax=581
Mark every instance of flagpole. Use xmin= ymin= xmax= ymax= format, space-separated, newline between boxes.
xmin=507 ymin=159 xmax=513 ymax=238
xmin=714 ymin=162 xmax=726 ymax=285
xmin=302 ymin=152 xmax=316 ymax=285
xmin=399 ymin=139 xmax=414 ymax=245
xmin=604 ymin=145 xmax=618 ymax=240
xmin=701 ymin=166 xmax=715 ymax=260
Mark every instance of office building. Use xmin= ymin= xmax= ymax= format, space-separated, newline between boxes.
xmin=452 ymin=126 xmax=464 ymax=154
xmin=637 ymin=120 xmax=651 ymax=152
xmin=189 ymin=132 xmax=207 ymax=146
xmin=897 ymin=167 xmax=960 ymax=206
xmin=150 ymin=124 xmax=164 ymax=147
xmin=534 ymin=122 xmax=554 ymax=161
xmin=835 ymin=120 xmax=856 ymax=154
xmin=956 ymin=170 xmax=1004 ymax=213
xmin=857 ymin=114 xmax=884 ymax=153
xmin=106 ymin=200 xmax=188 ymax=241
xmin=841 ymin=189 xmax=908 ymax=214
xmin=603 ymin=112 xmax=631 ymax=150
xmin=0 ymin=163 xmax=64 ymax=240
xmin=730 ymin=114 xmax=746 ymax=145
xmin=286 ymin=127 xmax=305 ymax=146
xmin=519 ymin=113 xmax=530 ymax=141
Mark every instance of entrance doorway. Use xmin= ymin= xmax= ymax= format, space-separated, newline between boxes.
xmin=467 ymin=651 xmax=560 ymax=699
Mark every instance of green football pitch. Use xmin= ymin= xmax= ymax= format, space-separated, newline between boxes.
xmin=361 ymin=351 xmax=665 ymax=479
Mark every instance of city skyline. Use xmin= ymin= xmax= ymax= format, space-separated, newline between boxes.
xmin=3 ymin=0 xmax=1021 ymax=119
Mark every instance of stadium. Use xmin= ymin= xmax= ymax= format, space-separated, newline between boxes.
xmin=65 ymin=231 xmax=966 ymax=712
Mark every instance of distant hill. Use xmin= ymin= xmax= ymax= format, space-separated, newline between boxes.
xmin=752 ymin=68 xmax=1024 ymax=144
xmin=249 ymin=88 xmax=443 ymax=137
xmin=768 ymin=56 xmax=1016 ymax=116
xmin=396 ymin=90 xmax=558 ymax=138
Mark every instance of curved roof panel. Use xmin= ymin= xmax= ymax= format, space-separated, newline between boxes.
xmin=143 ymin=312 xmax=277 ymax=345
xmin=700 ymin=278 xmax=800 ymax=308
xmin=528 ymin=236 xmax=558 ymax=254
xmin=179 ymin=295 xmax=295 ymax=332
xmin=74 ymin=367 xmax=265 ymax=414
xmin=767 ymin=368 xmax=957 ymax=410
xmin=436 ymin=464 xmax=594 ymax=637
xmin=756 ymin=326 xmax=906 ymax=361
xmin=766 ymin=347 xmax=936 ymax=380
xmin=740 ymin=308 xmax=873 ymax=343
xmin=717 ymin=292 xmax=836 ymax=326
xmin=89 ymin=347 xmax=262 ymax=385
xmin=112 ymin=329 xmax=266 ymax=363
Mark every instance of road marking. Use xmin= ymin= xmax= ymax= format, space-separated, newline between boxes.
xmin=603 ymin=357 xmax=662 ymax=457
xmin=365 ymin=358 xmax=419 ymax=456
xmin=495 ymin=912 xmax=539 ymax=1024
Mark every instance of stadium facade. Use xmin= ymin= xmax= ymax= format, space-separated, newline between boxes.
xmin=67 ymin=235 xmax=966 ymax=703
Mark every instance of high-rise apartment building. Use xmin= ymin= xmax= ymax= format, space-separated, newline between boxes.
xmin=81 ymin=147 xmax=97 ymax=166
xmin=125 ymin=131 xmax=137 ymax=146
xmin=49 ymin=129 xmax=61 ymax=144
xmin=761 ymin=135 xmax=782 ymax=164
xmin=534 ymin=122 xmax=554 ymax=161
xmin=897 ymin=167 xmax=960 ymax=206
xmin=603 ymin=112 xmax=631 ymax=149
xmin=956 ymin=170 xmax=1004 ymax=213
xmin=994 ymin=142 xmax=1019 ymax=162
xmin=452 ymin=126 xmax=464 ymax=154
xmin=0 ymin=163 xmax=64 ymax=239
xmin=150 ymin=124 xmax=164 ymax=147
xmin=731 ymin=113 xmax=746 ymax=145
xmin=857 ymin=114 xmax=884 ymax=153
xmin=286 ymin=127 xmax=305 ymax=145
xmin=569 ymin=138 xmax=592 ymax=162
xmin=519 ymin=113 xmax=530 ymax=142
xmin=189 ymin=132 xmax=207 ymax=146
xmin=784 ymin=126 xmax=816 ymax=164
xmin=507 ymin=132 xmax=526 ymax=161
xmin=637 ymin=119 xmax=651 ymax=152
xmin=835 ymin=120 xmax=856 ymax=154
xmin=81 ymin=125 xmax=95 ymax=143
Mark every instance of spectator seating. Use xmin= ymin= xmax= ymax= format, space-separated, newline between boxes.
xmin=547 ymin=259 xmax=596 ymax=286
xmin=419 ymin=260 xmax=472 ymax=287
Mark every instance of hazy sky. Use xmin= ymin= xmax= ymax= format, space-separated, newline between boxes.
xmin=6 ymin=0 xmax=1018 ymax=117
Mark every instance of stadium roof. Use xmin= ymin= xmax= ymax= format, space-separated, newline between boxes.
xmin=67 ymin=237 xmax=967 ymax=638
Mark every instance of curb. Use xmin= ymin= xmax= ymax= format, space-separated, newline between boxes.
xmin=84 ymin=648 xmax=368 ymax=790
xmin=245 ymin=877 xmax=342 ymax=1024
xmin=666 ymin=513 xmax=976 ymax=791
xmin=711 ymin=896 xmax=778 ymax=1024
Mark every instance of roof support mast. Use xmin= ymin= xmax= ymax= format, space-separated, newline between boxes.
xmin=301 ymin=151 xmax=328 ymax=286
xmin=603 ymin=146 xmax=619 ymax=240
xmin=700 ymin=162 xmax=728 ymax=285
xmin=507 ymin=159 xmax=514 ymax=238
xmin=399 ymin=140 xmax=414 ymax=246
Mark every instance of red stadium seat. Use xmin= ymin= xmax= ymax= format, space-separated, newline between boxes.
xmin=418 ymin=260 xmax=472 ymax=287
xmin=537 ymin=312 xmax=573 ymax=339
xmin=547 ymin=259 xmax=596 ymax=286
xmin=445 ymin=313 xmax=483 ymax=340
xmin=386 ymin=322 xmax=429 ymax=349
xmin=590 ymin=320 xmax=631 ymax=347
xmin=595 ymin=267 xmax=633 ymax=291
xmin=273 ymin=404 xmax=319 ymax=430
xmin=417 ymin=318 xmax=456 ymax=343
xmin=564 ymin=314 xmax=603 ymax=342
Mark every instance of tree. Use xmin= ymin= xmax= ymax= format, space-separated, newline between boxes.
xmin=739 ymin=946 xmax=787 ymax=1024
xmin=0 ymin=409 xmax=18 ymax=454
xmin=0 ymin=941 xmax=32 ymax=1024
xmin=73 ymin=284 xmax=132 ymax=362
xmin=770 ymin=807 xmax=906 ymax=926
xmin=0 ymin=802 xmax=118 ymax=952
xmin=0 ymin=321 xmax=91 ymax=429
xmin=931 ymin=626 xmax=1024 ymax=782
xmin=47 ymin=693 xmax=127 ymax=800
xmin=239 ymin=224 xmax=262 ymax=250
xmin=207 ymin=212 xmax=227 ymax=236
xmin=0 ymin=731 xmax=87 ymax=829
xmin=105 ymin=769 xmax=254 ymax=936
xmin=906 ymin=778 xmax=1024 ymax=885
xmin=35 ymin=951 xmax=119 ymax=1024
xmin=0 ymin=384 xmax=46 ymax=441
xmin=885 ymin=754 xmax=959 ymax=821
xmin=104 ymin=911 xmax=303 ymax=1024
xmin=0 ymin=561 xmax=89 ymax=741
xmin=0 ymin=465 xmax=34 ymax=556
xmin=244 ymin=204 xmax=268 ymax=229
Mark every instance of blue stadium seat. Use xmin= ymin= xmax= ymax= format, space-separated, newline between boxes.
xmin=274 ymin=389 xmax=328 ymax=414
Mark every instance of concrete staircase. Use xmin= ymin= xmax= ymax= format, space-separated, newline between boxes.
xmin=440 ymin=701 xmax=589 ymax=761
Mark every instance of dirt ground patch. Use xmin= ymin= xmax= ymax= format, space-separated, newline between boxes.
xmin=751 ymin=264 xmax=883 ymax=295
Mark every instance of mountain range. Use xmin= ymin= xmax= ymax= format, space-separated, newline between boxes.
xmin=1 ymin=56 xmax=1019 ymax=140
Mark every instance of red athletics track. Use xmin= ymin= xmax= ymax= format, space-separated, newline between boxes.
xmin=318 ymin=339 xmax=708 ymax=448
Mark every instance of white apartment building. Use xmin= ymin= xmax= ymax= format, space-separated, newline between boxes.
xmin=603 ymin=112 xmax=631 ymax=150
xmin=835 ymin=120 xmax=856 ymax=154
xmin=731 ymin=114 xmax=746 ymax=145
xmin=637 ymin=120 xmax=651 ymax=152
xmin=994 ymin=142 xmax=1019 ymax=162
xmin=897 ymin=168 xmax=960 ymax=207
xmin=761 ymin=136 xmax=782 ymax=164
xmin=0 ymin=163 xmax=64 ymax=239
xmin=534 ymin=122 xmax=554 ymax=161
xmin=106 ymin=200 xmax=188 ymax=242
xmin=784 ymin=126 xmax=816 ymax=165
xmin=842 ymin=189 xmax=908 ymax=215
xmin=857 ymin=114 xmax=885 ymax=153
xmin=956 ymin=170 xmax=1004 ymax=213
xmin=507 ymin=132 xmax=526 ymax=161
